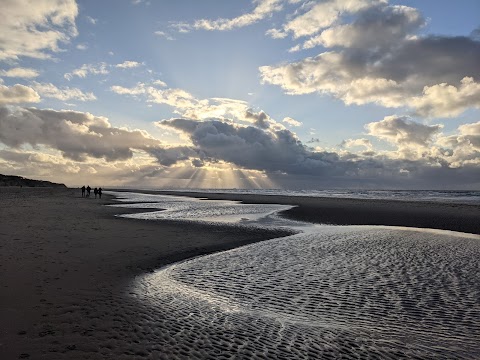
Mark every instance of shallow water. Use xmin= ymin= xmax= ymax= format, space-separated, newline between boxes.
xmin=109 ymin=191 xmax=480 ymax=359
xmin=108 ymin=191 xmax=296 ymax=226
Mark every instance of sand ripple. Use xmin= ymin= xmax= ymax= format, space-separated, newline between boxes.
xmin=132 ymin=226 xmax=480 ymax=359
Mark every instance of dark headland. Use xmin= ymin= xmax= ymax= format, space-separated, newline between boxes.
xmin=0 ymin=174 xmax=67 ymax=188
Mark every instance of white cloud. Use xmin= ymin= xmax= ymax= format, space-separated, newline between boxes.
xmin=86 ymin=16 xmax=97 ymax=25
xmin=152 ymin=80 xmax=168 ymax=87
xmin=115 ymin=61 xmax=142 ymax=69
xmin=110 ymin=84 xmax=145 ymax=96
xmin=281 ymin=0 xmax=381 ymax=39
xmin=0 ymin=84 xmax=40 ymax=105
xmin=340 ymin=138 xmax=373 ymax=151
xmin=111 ymin=82 xmax=262 ymax=124
xmin=411 ymin=77 xmax=480 ymax=118
xmin=436 ymin=121 xmax=480 ymax=168
xmin=111 ymin=83 xmax=198 ymax=109
xmin=297 ymin=5 xmax=424 ymax=51
xmin=76 ymin=43 xmax=88 ymax=50
xmin=366 ymin=115 xmax=442 ymax=147
xmin=31 ymin=82 xmax=96 ymax=102
xmin=0 ymin=67 xmax=39 ymax=79
xmin=64 ymin=63 xmax=109 ymax=80
xmin=171 ymin=0 xmax=283 ymax=32
xmin=0 ymin=0 xmax=78 ymax=60
xmin=154 ymin=31 xmax=174 ymax=41
xmin=282 ymin=116 xmax=302 ymax=127
xmin=265 ymin=28 xmax=287 ymax=39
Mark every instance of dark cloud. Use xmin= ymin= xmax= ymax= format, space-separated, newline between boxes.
xmin=245 ymin=110 xmax=270 ymax=129
xmin=158 ymin=118 xmax=347 ymax=175
xmin=154 ymin=117 xmax=480 ymax=188
xmin=0 ymin=106 xmax=162 ymax=161
xmin=191 ymin=158 xmax=205 ymax=167
xmin=1 ymin=105 xmax=478 ymax=189
xmin=376 ymin=35 xmax=480 ymax=85
xmin=147 ymin=146 xmax=198 ymax=166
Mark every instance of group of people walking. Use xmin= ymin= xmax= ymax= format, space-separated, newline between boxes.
xmin=81 ymin=185 xmax=102 ymax=199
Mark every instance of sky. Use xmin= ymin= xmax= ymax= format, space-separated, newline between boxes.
xmin=0 ymin=0 xmax=479 ymax=189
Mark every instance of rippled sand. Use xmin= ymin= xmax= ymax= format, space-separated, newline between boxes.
xmin=109 ymin=192 xmax=480 ymax=359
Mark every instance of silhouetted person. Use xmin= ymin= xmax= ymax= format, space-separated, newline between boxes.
xmin=86 ymin=185 xmax=91 ymax=198
xmin=81 ymin=185 xmax=86 ymax=197
xmin=98 ymin=187 xmax=102 ymax=199
xmin=94 ymin=187 xmax=98 ymax=199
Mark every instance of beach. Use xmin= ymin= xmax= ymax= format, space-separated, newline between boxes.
xmin=1 ymin=188 xmax=479 ymax=359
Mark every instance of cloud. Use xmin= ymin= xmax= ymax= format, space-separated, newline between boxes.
xmin=76 ymin=44 xmax=88 ymax=50
xmin=111 ymin=84 xmax=256 ymax=122
xmin=280 ymin=0 xmax=383 ymax=39
xmin=171 ymin=0 xmax=283 ymax=32
xmin=111 ymin=82 xmax=285 ymax=129
xmin=283 ymin=116 xmax=302 ymax=127
xmin=411 ymin=77 xmax=480 ymax=118
xmin=1 ymin=103 xmax=478 ymax=188
xmin=152 ymin=116 xmax=480 ymax=189
xmin=0 ymin=0 xmax=78 ymax=60
xmin=340 ymin=138 xmax=373 ymax=151
xmin=0 ymin=84 xmax=40 ymax=105
xmin=436 ymin=121 xmax=480 ymax=168
xmin=0 ymin=106 xmax=163 ymax=162
xmin=154 ymin=31 xmax=174 ymax=41
xmin=152 ymin=80 xmax=167 ymax=87
xmin=265 ymin=28 xmax=287 ymax=39
xmin=260 ymin=2 xmax=480 ymax=118
xmin=0 ymin=68 xmax=40 ymax=79
xmin=366 ymin=115 xmax=442 ymax=146
xmin=115 ymin=61 xmax=142 ymax=69
xmin=297 ymin=5 xmax=425 ymax=51
xmin=86 ymin=16 xmax=97 ymax=25
xmin=156 ymin=117 xmax=346 ymax=175
xmin=260 ymin=36 xmax=480 ymax=117
xmin=0 ymin=147 xmax=164 ymax=187
xmin=244 ymin=109 xmax=277 ymax=129
xmin=64 ymin=63 xmax=109 ymax=80
xmin=31 ymin=82 xmax=96 ymax=102
xmin=111 ymin=83 xmax=198 ymax=109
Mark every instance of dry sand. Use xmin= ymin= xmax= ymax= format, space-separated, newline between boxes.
xmin=1 ymin=187 xmax=478 ymax=359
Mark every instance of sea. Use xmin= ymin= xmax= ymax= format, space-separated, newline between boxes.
xmin=106 ymin=190 xmax=480 ymax=359
xmin=125 ymin=188 xmax=480 ymax=205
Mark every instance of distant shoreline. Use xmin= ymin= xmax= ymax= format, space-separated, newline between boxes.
xmin=110 ymin=189 xmax=480 ymax=235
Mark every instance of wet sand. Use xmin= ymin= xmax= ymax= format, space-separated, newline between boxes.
xmin=131 ymin=189 xmax=480 ymax=235
xmin=0 ymin=188 xmax=291 ymax=359
xmin=0 ymin=187 xmax=478 ymax=359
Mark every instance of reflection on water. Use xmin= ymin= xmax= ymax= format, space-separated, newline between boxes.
xmin=109 ymin=191 xmax=480 ymax=359
xmin=107 ymin=191 xmax=297 ymax=226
